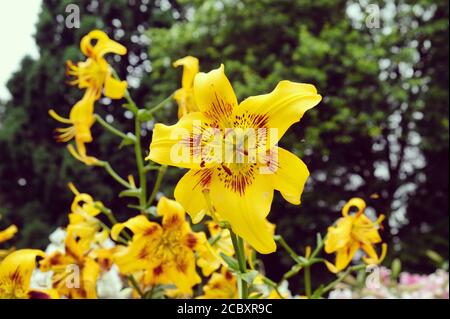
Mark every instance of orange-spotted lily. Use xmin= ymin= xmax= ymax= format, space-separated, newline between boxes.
xmin=197 ymin=221 xmax=234 ymax=276
xmin=66 ymin=183 xmax=109 ymax=246
xmin=0 ymin=225 xmax=17 ymax=244
xmin=324 ymin=198 xmax=387 ymax=273
xmin=0 ymin=249 xmax=58 ymax=299
xmin=40 ymin=230 xmax=100 ymax=299
xmin=147 ymin=64 xmax=321 ymax=254
xmin=198 ymin=266 xmax=238 ymax=299
xmin=49 ymin=90 xmax=98 ymax=165
xmin=173 ymin=56 xmax=199 ymax=118
xmin=111 ymin=197 xmax=205 ymax=295
xmin=67 ymin=30 xmax=127 ymax=100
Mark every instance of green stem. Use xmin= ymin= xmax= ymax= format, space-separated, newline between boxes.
xmin=304 ymin=265 xmax=312 ymax=298
xmin=110 ymin=67 xmax=138 ymax=115
xmin=230 ymin=231 xmax=249 ymax=299
xmin=113 ymin=67 xmax=149 ymax=212
xmin=94 ymin=113 xmax=135 ymax=143
xmin=310 ymin=233 xmax=325 ymax=259
xmin=274 ymin=235 xmax=304 ymax=264
xmin=97 ymin=161 xmax=131 ymax=189
xmin=261 ymin=275 xmax=284 ymax=299
xmin=97 ymin=219 xmax=128 ymax=245
xmin=144 ymin=285 xmax=154 ymax=299
xmin=321 ymin=264 xmax=366 ymax=295
xmin=145 ymin=93 xmax=174 ymax=115
xmin=147 ymin=165 xmax=167 ymax=207
xmin=128 ymin=275 xmax=144 ymax=298
xmin=95 ymin=203 xmax=132 ymax=241
xmin=134 ymin=115 xmax=147 ymax=211
xmin=282 ymin=264 xmax=303 ymax=281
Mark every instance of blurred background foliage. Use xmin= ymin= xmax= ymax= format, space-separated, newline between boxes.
xmin=0 ymin=0 xmax=448 ymax=290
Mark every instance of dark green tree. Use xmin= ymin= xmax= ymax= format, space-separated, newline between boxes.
xmin=0 ymin=0 xmax=182 ymax=248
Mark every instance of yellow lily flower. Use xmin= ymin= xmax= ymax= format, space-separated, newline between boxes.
xmin=40 ymin=230 xmax=100 ymax=299
xmin=0 ymin=249 xmax=58 ymax=299
xmin=173 ymin=56 xmax=199 ymax=118
xmin=197 ymin=221 xmax=234 ymax=276
xmin=147 ymin=64 xmax=321 ymax=254
xmin=111 ymin=197 xmax=205 ymax=295
xmin=0 ymin=225 xmax=18 ymax=244
xmin=198 ymin=266 xmax=238 ymax=299
xmin=0 ymin=215 xmax=18 ymax=261
xmin=49 ymin=90 xmax=98 ymax=165
xmin=93 ymin=248 xmax=115 ymax=272
xmin=66 ymin=183 xmax=109 ymax=247
xmin=67 ymin=30 xmax=127 ymax=100
xmin=324 ymin=198 xmax=388 ymax=273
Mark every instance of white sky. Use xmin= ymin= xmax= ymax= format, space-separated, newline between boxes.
xmin=0 ymin=1 xmax=42 ymax=100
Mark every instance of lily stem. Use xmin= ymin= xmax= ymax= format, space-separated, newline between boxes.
xmin=134 ymin=115 xmax=147 ymax=211
xmin=230 ymin=230 xmax=249 ymax=299
xmin=321 ymin=264 xmax=366 ymax=296
xmin=94 ymin=113 xmax=134 ymax=143
xmin=304 ymin=265 xmax=312 ymax=298
xmin=145 ymin=93 xmax=174 ymax=115
xmin=128 ymin=275 xmax=144 ymax=298
xmin=147 ymin=165 xmax=167 ymax=207
xmin=274 ymin=235 xmax=302 ymax=264
xmin=97 ymin=161 xmax=131 ymax=189
xmin=95 ymin=203 xmax=132 ymax=241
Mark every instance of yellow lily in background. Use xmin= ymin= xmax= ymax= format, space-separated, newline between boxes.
xmin=0 ymin=249 xmax=58 ymax=299
xmin=67 ymin=30 xmax=127 ymax=100
xmin=173 ymin=56 xmax=199 ymax=118
xmin=111 ymin=197 xmax=205 ymax=295
xmin=49 ymin=90 xmax=98 ymax=165
xmin=147 ymin=64 xmax=321 ymax=254
xmin=197 ymin=221 xmax=234 ymax=276
xmin=324 ymin=198 xmax=387 ymax=273
xmin=40 ymin=230 xmax=100 ymax=299
xmin=66 ymin=183 xmax=108 ymax=247
xmin=198 ymin=266 xmax=238 ymax=299
xmin=0 ymin=215 xmax=18 ymax=261
xmin=0 ymin=225 xmax=17 ymax=244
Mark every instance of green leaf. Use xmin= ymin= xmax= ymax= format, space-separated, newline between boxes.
xmin=248 ymin=292 xmax=263 ymax=299
xmin=311 ymin=285 xmax=325 ymax=299
xmin=137 ymin=109 xmax=153 ymax=121
xmin=238 ymin=270 xmax=258 ymax=285
xmin=119 ymin=188 xmax=141 ymax=198
xmin=220 ymin=253 xmax=239 ymax=271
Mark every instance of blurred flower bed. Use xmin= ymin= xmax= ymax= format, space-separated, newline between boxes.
xmin=328 ymin=267 xmax=449 ymax=299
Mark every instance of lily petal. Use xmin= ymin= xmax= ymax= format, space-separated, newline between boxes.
xmin=0 ymin=225 xmax=18 ymax=244
xmin=111 ymin=215 xmax=161 ymax=241
xmin=271 ymin=147 xmax=309 ymax=205
xmin=157 ymin=196 xmax=186 ymax=230
xmin=209 ymin=170 xmax=276 ymax=254
xmin=237 ymin=81 xmax=321 ymax=146
xmin=173 ymin=56 xmax=199 ymax=89
xmin=147 ymin=112 xmax=214 ymax=169
xmin=104 ymin=74 xmax=127 ymax=99
xmin=193 ymin=64 xmax=237 ymax=126
xmin=0 ymin=249 xmax=45 ymax=298
xmin=81 ymin=30 xmax=126 ymax=58
xmin=174 ymin=169 xmax=209 ymax=223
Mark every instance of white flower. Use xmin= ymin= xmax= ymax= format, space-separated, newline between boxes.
xmin=45 ymin=227 xmax=67 ymax=254
xmin=30 ymin=268 xmax=53 ymax=290
xmin=97 ymin=265 xmax=132 ymax=299
xmin=328 ymin=288 xmax=353 ymax=299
